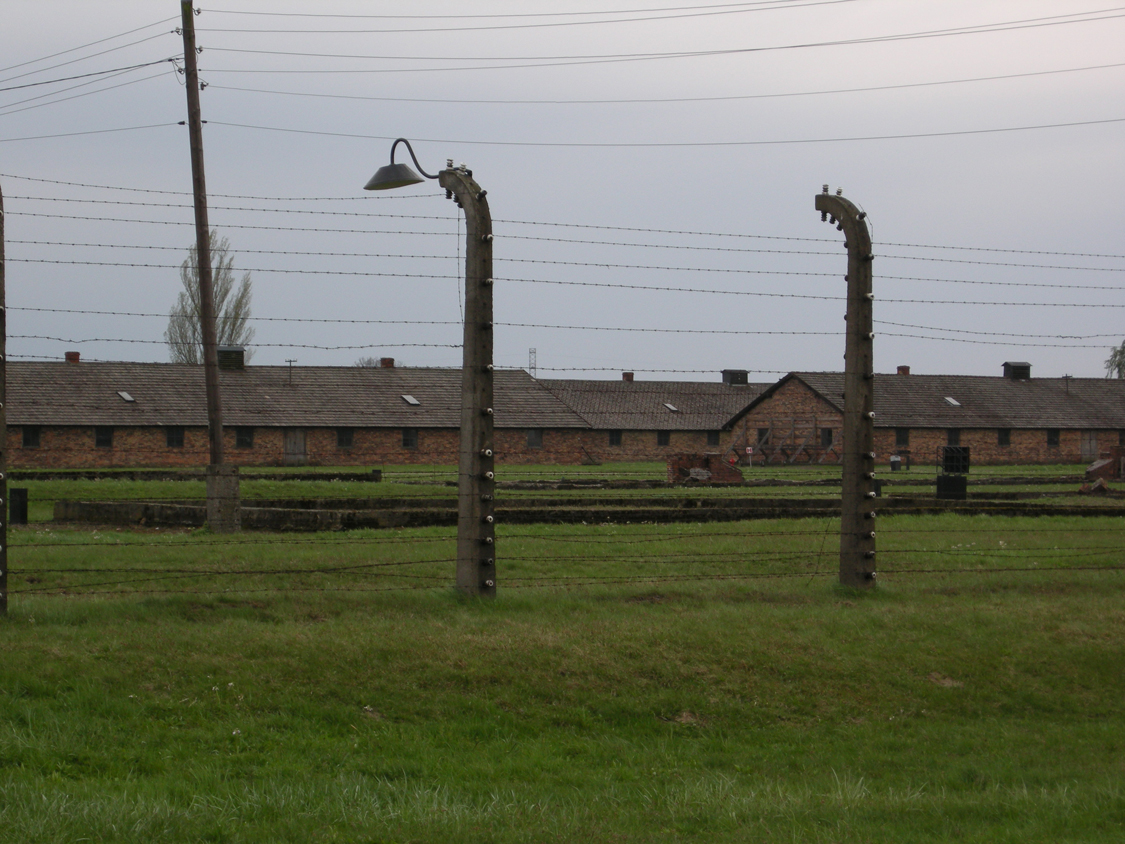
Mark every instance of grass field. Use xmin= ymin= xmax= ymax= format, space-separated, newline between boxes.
xmin=2 ymin=497 xmax=1124 ymax=842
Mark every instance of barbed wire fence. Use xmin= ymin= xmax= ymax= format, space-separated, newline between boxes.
xmin=2 ymin=174 xmax=1125 ymax=604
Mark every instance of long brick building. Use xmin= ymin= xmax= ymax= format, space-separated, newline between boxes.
xmin=727 ymin=364 xmax=1125 ymax=466
xmin=6 ymin=354 xmax=1123 ymax=468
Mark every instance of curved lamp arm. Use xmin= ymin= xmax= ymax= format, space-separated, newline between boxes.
xmin=390 ymin=138 xmax=439 ymax=180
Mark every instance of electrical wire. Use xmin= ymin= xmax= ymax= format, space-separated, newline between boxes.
xmin=0 ymin=57 xmax=179 ymax=93
xmin=194 ymin=9 xmax=1125 ymax=70
xmin=203 ymin=61 xmax=1125 ymax=106
xmin=0 ymin=17 xmax=179 ymax=76
xmin=204 ymin=115 xmax=1125 ymax=148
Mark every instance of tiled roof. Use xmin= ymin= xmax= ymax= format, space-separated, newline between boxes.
xmin=743 ymin=372 xmax=1125 ymax=429
xmin=7 ymin=362 xmax=589 ymax=429
xmin=539 ymin=378 xmax=769 ymax=431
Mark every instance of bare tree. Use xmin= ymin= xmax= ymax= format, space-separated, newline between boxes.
xmin=165 ymin=232 xmax=254 ymax=364
xmin=1106 ymin=341 xmax=1125 ymax=378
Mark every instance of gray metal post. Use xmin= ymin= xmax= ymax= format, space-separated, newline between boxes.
xmin=0 ymin=181 xmax=7 ymax=614
xmin=181 ymin=2 xmax=238 ymax=531
xmin=815 ymin=187 xmax=876 ymax=588
xmin=440 ymin=167 xmax=496 ymax=598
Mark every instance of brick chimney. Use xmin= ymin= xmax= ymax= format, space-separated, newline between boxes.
xmin=380 ymin=357 xmax=395 ymax=368
xmin=65 ymin=351 xmax=80 ymax=364
xmin=622 ymin=372 xmax=634 ymax=382
xmin=897 ymin=365 xmax=910 ymax=376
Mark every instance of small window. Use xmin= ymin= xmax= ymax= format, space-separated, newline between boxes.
xmin=402 ymin=428 xmax=418 ymax=449
xmin=663 ymin=402 xmax=679 ymax=413
xmin=657 ymin=431 xmax=671 ymax=447
xmin=117 ymin=391 xmax=135 ymax=403
xmin=947 ymin=429 xmax=961 ymax=446
xmin=820 ymin=428 xmax=834 ymax=448
xmin=401 ymin=395 xmax=421 ymax=406
xmin=95 ymin=426 xmax=114 ymax=448
xmin=1120 ymin=430 xmax=1125 ymax=446
xmin=997 ymin=428 xmax=1011 ymax=447
xmin=22 ymin=426 xmax=40 ymax=448
xmin=707 ymin=430 xmax=720 ymax=447
xmin=895 ymin=427 xmax=910 ymax=449
xmin=235 ymin=427 xmax=254 ymax=449
xmin=944 ymin=397 xmax=961 ymax=407
xmin=757 ymin=428 xmax=770 ymax=445
xmin=1047 ymin=428 xmax=1060 ymax=448
xmin=608 ymin=430 xmax=622 ymax=447
xmin=337 ymin=427 xmax=354 ymax=449
xmin=527 ymin=429 xmax=544 ymax=449
xmin=166 ymin=426 xmax=185 ymax=448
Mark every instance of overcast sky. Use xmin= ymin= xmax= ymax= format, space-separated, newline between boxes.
xmin=1 ymin=0 xmax=1122 ymax=381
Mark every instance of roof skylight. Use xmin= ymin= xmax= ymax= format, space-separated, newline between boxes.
xmin=401 ymin=394 xmax=421 ymax=406
xmin=663 ymin=402 xmax=679 ymax=412
xmin=117 ymin=391 xmax=135 ymax=402
xmin=944 ymin=397 xmax=961 ymax=406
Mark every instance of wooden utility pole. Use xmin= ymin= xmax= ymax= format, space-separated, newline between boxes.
xmin=180 ymin=1 xmax=238 ymax=531
xmin=440 ymin=166 xmax=496 ymax=598
xmin=815 ymin=187 xmax=876 ymax=588
xmin=0 ymin=181 xmax=7 ymax=615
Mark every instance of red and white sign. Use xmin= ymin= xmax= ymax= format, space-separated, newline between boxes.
xmin=746 ymin=446 xmax=754 ymax=455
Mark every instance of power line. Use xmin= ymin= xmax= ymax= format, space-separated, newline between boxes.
xmin=0 ymin=123 xmax=180 ymax=144
xmin=0 ymin=57 xmax=178 ymax=93
xmin=0 ymin=70 xmax=170 ymax=118
xmin=199 ymin=0 xmax=855 ymax=35
xmin=204 ymin=61 xmax=1125 ymax=106
xmin=0 ymin=16 xmax=178 ymax=76
xmin=201 ymin=2 xmax=803 ymax=21
xmin=195 ymin=9 xmax=1125 ymax=71
xmin=205 ymin=115 xmax=1125 ymax=148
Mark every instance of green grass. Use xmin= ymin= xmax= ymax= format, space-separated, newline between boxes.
xmin=2 ymin=513 xmax=1124 ymax=841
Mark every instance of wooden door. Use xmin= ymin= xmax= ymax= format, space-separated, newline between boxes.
xmin=283 ymin=428 xmax=307 ymax=466
xmin=1081 ymin=431 xmax=1099 ymax=462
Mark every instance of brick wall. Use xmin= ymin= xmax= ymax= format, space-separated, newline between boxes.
xmin=732 ymin=379 xmax=842 ymax=464
xmin=874 ymin=427 xmax=1122 ymax=467
xmin=9 ymin=425 xmax=625 ymax=468
xmin=731 ymin=378 xmax=1119 ymax=467
xmin=12 ymin=420 xmax=1112 ymax=469
xmin=579 ymin=429 xmax=734 ymax=464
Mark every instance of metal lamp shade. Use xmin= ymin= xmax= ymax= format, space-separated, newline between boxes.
xmin=364 ymin=162 xmax=425 ymax=191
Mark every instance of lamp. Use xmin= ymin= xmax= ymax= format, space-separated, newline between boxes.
xmin=364 ymin=138 xmax=438 ymax=191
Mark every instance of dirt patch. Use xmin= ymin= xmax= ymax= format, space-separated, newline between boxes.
xmin=928 ymin=672 xmax=964 ymax=688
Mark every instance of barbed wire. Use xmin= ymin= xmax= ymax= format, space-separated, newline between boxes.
xmin=9 ymin=305 xmax=1124 ymax=345
xmin=2 ymin=175 xmax=1121 ymax=259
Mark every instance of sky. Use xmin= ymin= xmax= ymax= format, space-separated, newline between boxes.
xmin=1 ymin=0 xmax=1122 ymax=382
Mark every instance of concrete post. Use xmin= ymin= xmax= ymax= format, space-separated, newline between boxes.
xmin=815 ymin=187 xmax=876 ymax=588
xmin=206 ymin=464 xmax=241 ymax=533
xmin=439 ymin=167 xmax=496 ymax=598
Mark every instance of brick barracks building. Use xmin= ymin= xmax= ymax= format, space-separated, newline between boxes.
xmin=7 ymin=353 xmax=1124 ymax=469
